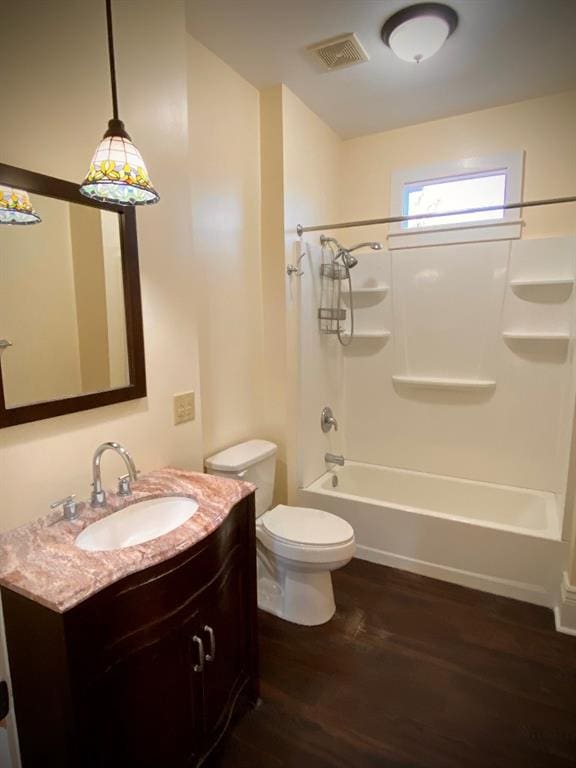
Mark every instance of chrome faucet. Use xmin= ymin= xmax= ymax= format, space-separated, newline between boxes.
xmin=321 ymin=406 xmax=338 ymax=433
xmin=91 ymin=442 xmax=138 ymax=508
xmin=325 ymin=452 xmax=345 ymax=466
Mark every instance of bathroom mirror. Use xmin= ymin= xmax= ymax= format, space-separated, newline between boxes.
xmin=0 ymin=163 xmax=146 ymax=427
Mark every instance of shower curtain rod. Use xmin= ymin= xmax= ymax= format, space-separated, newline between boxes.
xmin=295 ymin=195 xmax=576 ymax=236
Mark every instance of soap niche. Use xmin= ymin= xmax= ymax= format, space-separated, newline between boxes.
xmin=503 ymin=238 xmax=575 ymax=358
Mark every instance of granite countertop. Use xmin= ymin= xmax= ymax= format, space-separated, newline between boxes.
xmin=0 ymin=468 xmax=254 ymax=614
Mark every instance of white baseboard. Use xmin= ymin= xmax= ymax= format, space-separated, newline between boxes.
xmin=355 ymin=545 xmax=551 ymax=607
xmin=554 ymin=572 xmax=576 ymax=636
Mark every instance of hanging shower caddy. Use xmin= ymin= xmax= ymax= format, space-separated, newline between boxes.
xmin=318 ymin=262 xmax=348 ymax=335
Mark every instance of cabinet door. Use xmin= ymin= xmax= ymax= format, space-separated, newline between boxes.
xmin=199 ymin=545 xmax=251 ymax=747
xmin=90 ymin=616 xmax=202 ymax=768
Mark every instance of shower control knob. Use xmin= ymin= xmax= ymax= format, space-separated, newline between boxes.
xmin=321 ymin=406 xmax=338 ymax=433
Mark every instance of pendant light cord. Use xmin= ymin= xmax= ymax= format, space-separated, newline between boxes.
xmin=106 ymin=0 xmax=119 ymax=120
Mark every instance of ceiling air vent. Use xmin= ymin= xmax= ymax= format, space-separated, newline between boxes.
xmin=309 ymin=33 xmax=369 ymax=71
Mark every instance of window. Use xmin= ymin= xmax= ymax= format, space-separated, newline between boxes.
xmin=389 ymin=152 xmax=524 ymax=248
xmin=403 ymin=171 xmax=507 ymax=228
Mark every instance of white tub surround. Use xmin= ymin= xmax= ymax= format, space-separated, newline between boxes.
xmin=299 ymin=462 xmax=567 ymax=607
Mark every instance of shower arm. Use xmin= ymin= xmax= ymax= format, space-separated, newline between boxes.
xmin=319 ymin=235 xmax=381 ymax=260
xmin=296 ymin=195 xmax=576 ymax=236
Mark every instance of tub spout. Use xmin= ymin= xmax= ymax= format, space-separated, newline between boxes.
xmin=325 ymin=453 xmax=345 ymax=466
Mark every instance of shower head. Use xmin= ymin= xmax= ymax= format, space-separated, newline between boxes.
xmin=343 ymin=253 xmax=359 ymax=269
xmin=319 ymin=235 xmax=382 ymax=269
xmin=341 ymin=241 xmax=383 ymax=268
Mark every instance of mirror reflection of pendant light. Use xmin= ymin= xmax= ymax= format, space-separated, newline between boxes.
xmin=79 ymin=0 xmax=159 ymax=206
xmin=0 ymin=185 xmax=41 ymax=225
xmin=381 ymin=3 xmax=458 ymax=64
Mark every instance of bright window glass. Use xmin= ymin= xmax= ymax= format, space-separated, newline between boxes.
xmin=403 ymin=172 xmax=507 ymax=229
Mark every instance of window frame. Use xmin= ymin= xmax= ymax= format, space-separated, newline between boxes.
xmin=388 ymin=151 xmax=525 ymax=249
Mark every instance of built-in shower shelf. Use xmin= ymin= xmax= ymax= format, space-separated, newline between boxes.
xmin=392 ymin=375 xmax=496 ymax=391
xmin=347 ymin=284 xmax=389 ymax=295
xmin=510 ymin=278 xmax=574 ymax=288
xmin=502 ymin=331 xmax=571 ymax=341
xmin=341 ymin=331 xmax=391 ymax=340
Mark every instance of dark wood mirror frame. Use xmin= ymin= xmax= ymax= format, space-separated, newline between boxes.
xmin=0 ymin=163 xmax=146 ymax=428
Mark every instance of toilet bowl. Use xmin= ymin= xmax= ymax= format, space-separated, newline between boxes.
xmin=205 ymin=440 xmax=355 ymax=626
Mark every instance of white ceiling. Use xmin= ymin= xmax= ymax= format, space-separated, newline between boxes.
xmin=185 ymin=0 xmax=576 ymax=139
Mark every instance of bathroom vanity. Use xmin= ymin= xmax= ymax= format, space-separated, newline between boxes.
xmin=0 ymin=469 xmax=259 ymax=768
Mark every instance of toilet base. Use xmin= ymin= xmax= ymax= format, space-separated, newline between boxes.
xmin=257 ymin=555 xmax=338 ymax=626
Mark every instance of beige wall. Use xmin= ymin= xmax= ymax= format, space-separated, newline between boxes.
xmin=260 ymin=86 xmax=289 ymax=502
xmin=340 ymin=90 xmax=576 ymax=244
xmin=258 ymin=85 xmax=342 ymax=502
xmin=101 ymin=211 xmax=129 ymax=389
xmin=0 ymin=0 xmax=203 ymax=537
xmin=69 ymin=203 xmax=111 ymax=393
xmin=0 ymin=196 xmax=82 ymax=406
xmin=187 ymin=38 xmax=264 ymax=460
xmin=280 ymin=87 xmax=342 ymax=496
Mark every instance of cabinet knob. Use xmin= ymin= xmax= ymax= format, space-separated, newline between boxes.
xmin=204 ymin=625 xmax=216 ymax=662
xmin=192 ymin=636 xmax=205 ymax=673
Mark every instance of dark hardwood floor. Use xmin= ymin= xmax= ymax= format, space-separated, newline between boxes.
xmin=211 ymin=559 xmax=576 ymax=768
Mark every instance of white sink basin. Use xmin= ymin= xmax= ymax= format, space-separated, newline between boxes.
xmin=75 ymin=496 xmax=199 ymax=552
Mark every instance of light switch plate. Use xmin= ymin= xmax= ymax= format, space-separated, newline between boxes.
xmin=174 ymin=392 xmax=195 ymax=425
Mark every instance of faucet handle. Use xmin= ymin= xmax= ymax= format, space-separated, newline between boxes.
xmin=321 ymin=406 xmax=338 ymax=433
xmin=50 ymin=495 xmax=79 ymax=521
xmin=117 ymin=474 xmax=133 ymax=496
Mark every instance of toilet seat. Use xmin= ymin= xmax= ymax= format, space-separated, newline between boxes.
xmin=264 ymin=505 xmax=354 ymax=546
xmin=258 ymin=505 xmax=355 ymax=565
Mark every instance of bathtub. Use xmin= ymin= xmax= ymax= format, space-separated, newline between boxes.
xmin=298 ymin=462 xmax=568 ymax=607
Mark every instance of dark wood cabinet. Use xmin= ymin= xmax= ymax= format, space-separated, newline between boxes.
xmin=200 ymin=548 xmax=250 ymax=745
xmin=1 ymin=494 xmax=259 ymax=768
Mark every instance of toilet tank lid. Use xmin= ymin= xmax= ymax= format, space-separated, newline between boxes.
xmin=205 ymin=439 xmax=277 ymax=472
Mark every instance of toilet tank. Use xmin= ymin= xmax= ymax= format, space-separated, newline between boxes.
xmin=205 ymin=440 xmax=277 ymax=518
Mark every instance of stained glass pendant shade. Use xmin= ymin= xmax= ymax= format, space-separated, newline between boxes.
xmin=0 ymin=185 xmax=41 ymax=225
xmin=80 ymin=119 xmax=159 ymax=205
xmin=79 ymin=0 xmax=159 ymax=206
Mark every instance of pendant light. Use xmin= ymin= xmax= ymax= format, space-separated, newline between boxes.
xmin=0 ymin=185 xmax=41 ymax=225
xmin=382 ymin=3 xmax=458 ymax=64
xmin=80 ymin=0 xmax=159 ymax=206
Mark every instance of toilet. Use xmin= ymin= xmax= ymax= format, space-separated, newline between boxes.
xmin=205 ymin=439 xmax=355 ymax=626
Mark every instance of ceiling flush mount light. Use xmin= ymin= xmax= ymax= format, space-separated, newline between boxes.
xmin=381 ymin=3 xmax=458 ymax=64
xmin=0 ymin=186 xmax=41 ymax=225
xmin=80 ymin=0 xmax=159 ymax=206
